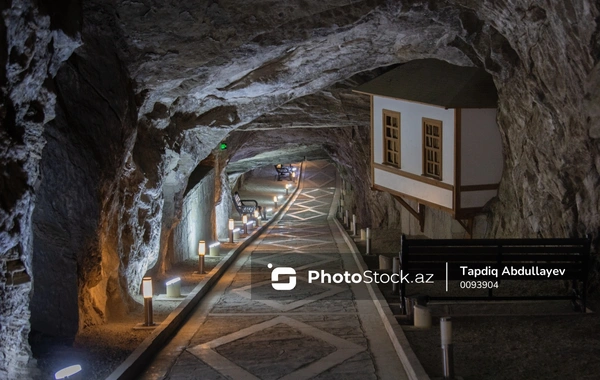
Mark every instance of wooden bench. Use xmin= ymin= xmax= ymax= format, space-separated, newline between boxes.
xmin=274 ymin=164 xmax=294 ymax=181
xmin=399 ymin=234 xmax=590 ymax=313
xmin=232 ymin=192 xmax=264 ymax=218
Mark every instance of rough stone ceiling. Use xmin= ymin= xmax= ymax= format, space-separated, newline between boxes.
xmin=113 ymin=0 xmax=469 ymax=126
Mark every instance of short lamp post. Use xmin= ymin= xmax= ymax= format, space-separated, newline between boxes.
xmin=142 ymin=277 xmax=154 ymax=326
xmin=273 ymin=195 xmax=278 ymax=209
xmin=198 ymin=240 xmax=206 ymax=274
xmin=441 ymin=317 xmax=454 ymax=379
xmin=242 ymin=214 xmax=248 ymax=235
xmin=292 ymin=171 xmax=296 ymax=182
xmin=366 ymin=227 xmax=371 ymax=255
xmin=228 ymin=218 xmax=235 ymax=243
xmin=254 ymin=209 xmax=260 ymax=226
xmin=285 ymin=183 xmax=290 ymax=195
xmin=55 ymin=365 xmax=82 ymax=380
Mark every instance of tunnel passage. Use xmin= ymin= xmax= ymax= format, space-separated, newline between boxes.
xmin=2 ymin=0 xmax=600 ymax=378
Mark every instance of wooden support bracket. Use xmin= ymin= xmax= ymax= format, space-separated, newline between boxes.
xmin=392 ymin=195 xmax=425 ymax=232
xmin=456 ymin=217 xmax=474 ymax=238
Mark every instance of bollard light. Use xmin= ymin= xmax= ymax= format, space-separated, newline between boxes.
xmin=366 ymin=227 xmax=371 ymax=255
xmin=352 ymin=214 xmax=357 ymax=236
xmin=55 ymin=365 xmax=82 ymax=380
xmin=242 ymin=214 xmax=248 ymax=235
xmin=198 ymin=240 xmax=206 ymax=274
xmin=233 ymin=228 xmax=240 ymax=240
xmin=440 ymin=317 xmax=454 ymax=379
xmin=414 ymin=305 xmax=432 ymax=328
xmin=228 ymin=218 xmax=234 ymax=243
xmin=392 ymin=257 xmax=400 ymax=294
xmin=360 ymin=228 xmax=366 ymax=241
xmin=209 ymin=242 xmax=221 ymax=257
xmin=285 ymin=183 xmax=290 ymax=195
xmin=142 ymin=277 xmax=154 ymax=326
xmin=273 ymin=195 xmax=278 ymax=209
xmin=292 ymin=171 xmax=296 ymax=182
xmin=254 ymin=209 xmax=261 ymax=226
xmin=166 ymin=277 xmax=181 ymax=298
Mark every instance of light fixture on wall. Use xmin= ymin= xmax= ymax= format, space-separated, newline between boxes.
xmin=55 ymin=364 xmax=82 ymax=380
xmin=198 ymin=240 xmax=206 ymax=274
xmin=209 ymin=242 xmax=220 ymax=256
xmin=242 ymin=214 xmax=248 ymax=235
xmin=142 ymin=277 xmax=154 ymax=326
xmin=228 ymin=218 xmax=235 ymax=243
xmin=166 ymin=277 xmax=181 ymax=298
xmin=273 ymin=195 xmax=278 ymax=209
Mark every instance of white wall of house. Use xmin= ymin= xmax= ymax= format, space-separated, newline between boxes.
xmin=459 ymin=109 xmax=503 ymax=209
xmin=372 ymin=96 xmax=455 ymax=209
xmin=373 ymin=97 xmax=456 ymax=182
xmin=461 ymin=109 xmax=503 ymax=185
xmin=375 ymin=168 xmax=454 ymax=209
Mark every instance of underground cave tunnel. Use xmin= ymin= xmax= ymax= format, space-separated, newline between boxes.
xmin=2 ymin=0 xmax=600 ymax=379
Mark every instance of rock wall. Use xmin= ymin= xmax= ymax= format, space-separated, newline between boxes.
xmin=31 ymin=24 xmax=139 ymax=337
xmin=0 ymin=0 xmax=80 ymax=376
xmin=171 ymin=169 xmax=216 ymax=263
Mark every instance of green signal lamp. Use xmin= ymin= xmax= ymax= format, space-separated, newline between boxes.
xmin=219 ymin=143 xmax=228 ymax=150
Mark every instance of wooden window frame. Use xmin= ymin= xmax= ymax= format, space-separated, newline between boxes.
xmin=422 ymin=117 xmax=443 ymax=180
xmin=382 ymin=109 xmax=401 ymax=168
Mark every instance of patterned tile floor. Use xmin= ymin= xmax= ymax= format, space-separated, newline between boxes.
xmin=141 ymin=161 xmax=407 ymax=380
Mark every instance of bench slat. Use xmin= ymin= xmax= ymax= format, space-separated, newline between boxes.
xmin=406 ymin=246 xmax=585 ymax=254
xmin=402 ymin=254 xmax=586 ymax=262
xmin=404 ymin=238 xmax=588 ymax=247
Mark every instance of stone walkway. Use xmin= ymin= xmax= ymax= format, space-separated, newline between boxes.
xmin=141 ymin=160 xmax=407 ymax=380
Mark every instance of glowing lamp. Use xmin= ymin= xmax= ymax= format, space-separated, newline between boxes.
xmin=142 ymin=277 xmax=154 ymax=326
xmin=55 ymin=365 xmax=82 ymax=380
xmin=142 ymin=277 xmax=153 ymax=299
xmin=273 ymin=196 xmax=277 ymax=202
xmin=242 ymin=215 xmax=248 ymax=234
xmin=233 ymin=228 xmax=240 ymax=240
xmin=228 ymin=218 xmax=235 ymax=243
xmin=198 ymin=240 xmax=206 ymax=274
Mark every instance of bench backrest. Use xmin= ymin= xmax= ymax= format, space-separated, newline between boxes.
xmin=400 ymin=235 xmax=590 ymax=280
xmin=233 ymin=192 xmax=242 ymax=207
